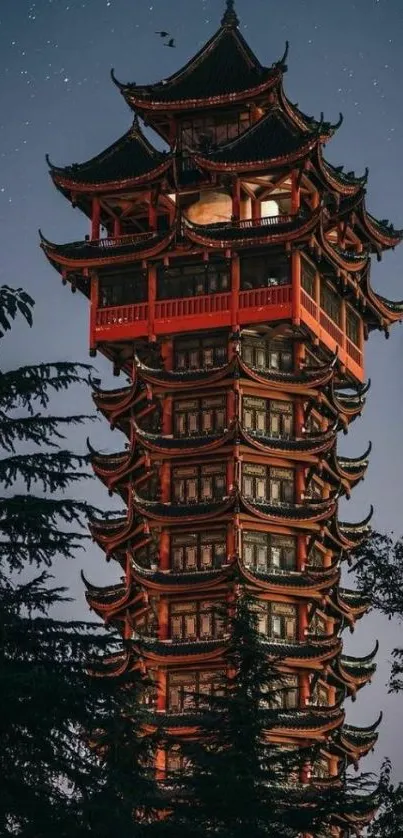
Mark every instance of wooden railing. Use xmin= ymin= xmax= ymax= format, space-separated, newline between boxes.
xmin=96 ymin=302 xmax=148 ymax=327
xmin=239 ymin=285 xmax=292 ymax=309
xmin=346 ymin=337 xmax=363 ymax=366
xmin=319 ymin=310 xmax=344 ymax=345
xmin=300 ymin=288 xmax=318 ymax=319
xmin=155 ymin=292 xmax=231 ymax=320
xmin=97 ymin=231 xmax=156 ymax=249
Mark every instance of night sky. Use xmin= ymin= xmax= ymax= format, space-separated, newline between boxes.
xmin=1 ymin=0 xmax=403 ymax=778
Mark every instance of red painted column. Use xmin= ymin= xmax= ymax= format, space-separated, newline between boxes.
xmin=160 ymin=531 xmax=170 ymax=571
xmin=148 ymin=264 xmax=156 ymax=340
xmin=160 ymin=462 xmax=171 ymax=504
xmin=157 ymin=669 xmax=167 ymax=711
xmin=91 ymin=197 xmax=101 ymax=240
xmin=295 ymin=465 xmax=305 ymax=503
xmin=113 ymin=217 xmax=121 ymax=238
xmin=148 ymin=192 xmax=157 ymax=231
xmin=163 ymin=339 xmax=174 ymax=371
xmin=232 ymin=179 xmax=240 ymax=220
xmin=231 ymin=254 xmax=240 ymax=331
xmin=158 ymin=599 xmax=169 ymax=641
xmin=297 ymin=534 xmax=307 ymax=572
xmin=291 ymin=170 xmax=301 ymax=214
xmin=89 ymin=273 xmax=99 ymax=354
xmin=227 ymin=460 xmax=235 ymax=494
xmin=299 ymin=671 xmax=310 ymax=707
xmin=291 ymin=250 xmax=301 ymax=326
xmin=162 ymin=395 xmax=173 ymax=435
xmin=299 ymin=603 xmax=309 ymax=642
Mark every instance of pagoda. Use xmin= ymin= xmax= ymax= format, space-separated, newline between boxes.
xmin=42 ymin=1 xmax=403 ymax=832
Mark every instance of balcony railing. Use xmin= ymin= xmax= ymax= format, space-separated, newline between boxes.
xmin=155 ymin=292 xmax=231 ymax=320
xmin=96 ymin=231 xmax=156 ymax=250
xmin=239 ymin=285 xmax=291 ymax=309
xmin=96 ymin=302 xmax=148 ymax=327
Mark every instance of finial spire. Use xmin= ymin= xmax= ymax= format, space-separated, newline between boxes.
xmin=221 ymin=0 xmax=239 ymax=28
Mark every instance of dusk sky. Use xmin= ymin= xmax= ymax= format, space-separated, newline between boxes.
xmin=1 ymin=0 xmax=403 ymax=779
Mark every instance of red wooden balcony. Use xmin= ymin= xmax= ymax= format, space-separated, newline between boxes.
xmin=92 ymin=283 xmax=363 ymax=381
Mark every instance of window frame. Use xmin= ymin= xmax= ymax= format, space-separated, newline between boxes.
xmin=172 ymin=462 xmax=227 ymax=504
xmin=171 ymin=530 xmax=227 ymax=572
xmin=169 ymin=602 xmax=225 ymax=643
xmin=242 ymin=531 xmax=296 ymax=573
xmin=242 ymin=463 xmax=294 ymax=505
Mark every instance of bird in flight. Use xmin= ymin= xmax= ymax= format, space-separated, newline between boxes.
xmin=155 ymin=30 xmax=170 ymax=37
xmin=164 ymin=37 xmax=176 ymax=48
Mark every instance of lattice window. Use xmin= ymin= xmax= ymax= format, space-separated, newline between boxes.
xmin=346 ymin=306 xmax=361 ymax=346
xmin=242 ymin=464 xmax=294 ymax=504
xmin=241 ymin=337 xmax=293 ymax=372
xmin=167 ymin=670 xmax=225 ymax=713
xmin=263 ymin=676 xmax=299 ymax=709
xmin=242 ymin=531 xmax=296 ymax=573
xmin=172 ymin=463 xmax=226 ymax=504
xmin=174 ymin=395 xmax=226 ymax=436
xmin=171 ymin=530 xmax=226 ymax=572
xmin=253 ymin=601 xmax=297 ymax=640
xmin=301 ymin=257 xmax=316 ymax=298
xmin=158 ymin=260 xmax=230 ymax=300
xmin=170 ymin=602 xmax=225 ymax=642
xmin=320 ymin=282 xmax=341 ymax=325
xmin=99 ymin=268 xmax=147 ymax=307
xmin=242 ymin=396 xmax=293 ymax=438
xmin=175 ymin=335 xmax=228 ymax=370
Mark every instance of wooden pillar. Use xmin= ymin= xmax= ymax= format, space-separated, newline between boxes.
xmin=91 ymin=197 xmax=101 ymax=240
xmin=227 ymin=460 xmax=235 ymax=494
xmin=162 ymin=394 xmax=173 ymax=435
xmin=231 ymin=253 xmax=240 ymax=331
xmin=157 ymin=669 xmax=167 ymax=711
xmin=340 ymin=298 xmax=347 ymax=351
xmin=291 ymin=250 xmax=301 ymax=326
xmin=163 ymin=339 xmax=174 ymax=371
xmin=291 ymin=170 xmax=301 ymax=214
xmin=314 ymin=267 xmax=321 ymax=311
xmin=89 ymin=273 xmax=99 ymax=353
xmin=158 ymin=599 xmax=169 ymax=641
xmin=294 ymin=398 xmax=305 ymax=435
xmin=297 ymin=534 xmax=307 ymax=572
xmin=251 ymin=198 xmax=260 ymax=220
xmin=299 ymin=671 xmax=310 ymax=707
xmin=148 ymin=191 xmax=158 ymax=231
xmin=148 ymin=263 xmax=156 ymax=340
xmin=160 ymin=462 xmax=171 ymax=504
xmin=227 ymin=524 xmax=237 ymax=561
xmin=113 ymin=217 xmax=121 ymax=238
xmin=299 ymin=603 xmax=309 ymax=642
xmin=227 ymin=389 xmax=236 ymax=424
xmin=160 ymin=531 xmax=170 ymax=571
xmin=295 ymin=465 xmax=305 ymax=503
xmin=232 ymin=179 xmax=241 ymax=220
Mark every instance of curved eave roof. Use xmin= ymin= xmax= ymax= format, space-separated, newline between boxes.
xmin=193 ymin=108 xmax=320 ymax=173
xmin=239 ymin=561 xmax=339 ymax=598
xmin=131 ymin=561 xmax=229 ymax=592
xmin=313 ymin=146 xmax=368 ymax=196
xmin=362 ymin=271 xmax=403 ymax=326
xmin=325 ymin=509 xmax=373 ymax=550
xmin=132 ymin=491 xmax=336 ymax=528
xmin=183 ymin=206 xmax=320 ymax=249
xmin=317 ymin=226 xmax=370 ymax=273
xmin=262 ymin=636 xmax=341 ymax=666
xmin=47 ymin=121 xmax=171 ymax=195
xmin=40 ymin=228 xmax=175 ymax=270
xmin=278 ymin=84 xmax=343 ymax=138
xmin=336 ymin=642 xmax=378 ymax=686
xmin=137 ymin=354 xmax=337 ymax=393
xmin=133 ymin=422 xmax=336 ymax=459
xmin=113 ymin=22 xmax=282 ymax=111
xmin=355 ymin=204 xmax=403 ymax=250
xmin=322 ymin=381 xmax=368 ymax=421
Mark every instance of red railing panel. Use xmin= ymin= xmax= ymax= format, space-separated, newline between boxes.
xmin=239 ymin=284 xmax=292 ymax=310
xmin=319 ymin=310 xmax=344 ymax=345
xmin=155 ymin=292 xmax=231 ymax=320
xmin=300 ymin=289 xmax=318 ymax=319
xmin=96 ymin=303 xmax=148 ymax=327
xmin=346 ymin=337 xmax=363 ymax=366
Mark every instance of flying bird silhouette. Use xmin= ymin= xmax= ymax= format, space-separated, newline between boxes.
xmin=165 ymin=38 xmax=176 ymax=48
xmin=155 ymin=30 xmax=170 ymax=37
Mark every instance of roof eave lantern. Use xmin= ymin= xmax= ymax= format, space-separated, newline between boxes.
xmin=221 ymin=0 xmax=240 ymax=28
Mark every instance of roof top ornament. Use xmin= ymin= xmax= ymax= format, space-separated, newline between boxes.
xmin=221 ymin=0 xmax=239 ymax=28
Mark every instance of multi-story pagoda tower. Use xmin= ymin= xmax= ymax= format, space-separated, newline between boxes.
xmin=42 ymin=1 xmax=403 ymax=832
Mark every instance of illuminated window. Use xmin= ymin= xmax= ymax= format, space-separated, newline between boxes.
xmin=174 ymin=395 xmax=226 ymax=436
xmin=171 ymin=531 xmax=226 ymax=572
xmin=242 ymin=531 xmax=296 ymax=572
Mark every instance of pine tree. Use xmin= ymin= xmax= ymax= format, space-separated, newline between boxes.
xmin=154 ymin=587 xmax=342 ymax=838
xmin=0 ymin=286 xmax=161 ymax=836
xmin=367 ymin=760 xmax=403 ymax=837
